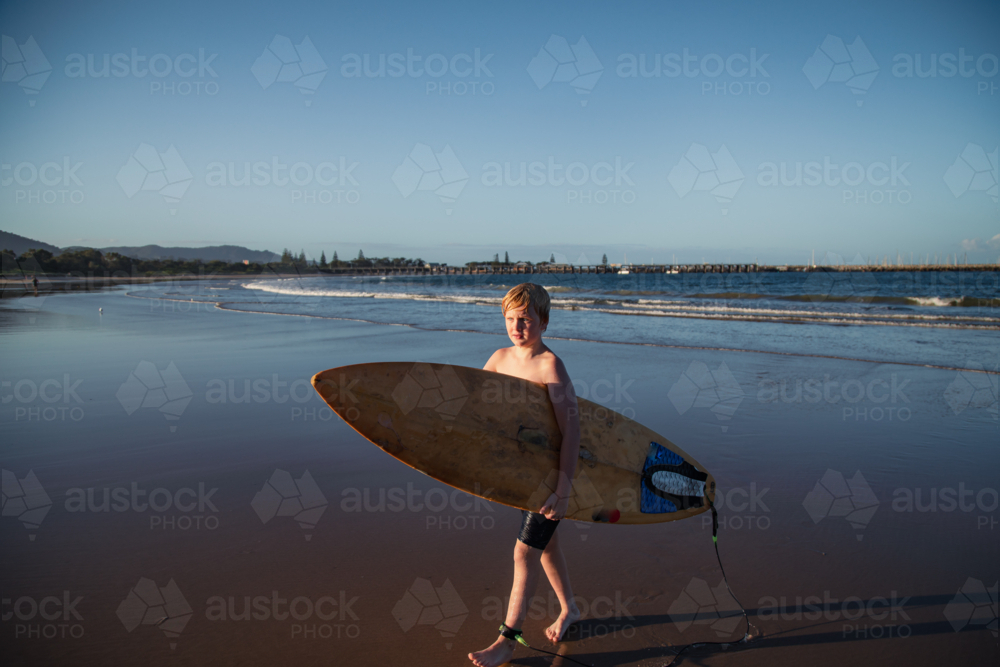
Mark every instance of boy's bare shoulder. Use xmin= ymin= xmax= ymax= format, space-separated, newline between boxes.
xmin=538 ymin=349 xmax=571 ymax=386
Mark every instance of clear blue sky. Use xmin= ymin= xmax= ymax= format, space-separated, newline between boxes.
xmin=1 ymin=0 xmax=998 ymax=264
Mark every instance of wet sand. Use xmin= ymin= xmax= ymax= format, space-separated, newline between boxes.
xmin=1 ymin=289 xmax=997 ymax=666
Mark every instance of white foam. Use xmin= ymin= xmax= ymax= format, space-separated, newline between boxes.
xmin=908 ymin=296 xmax=960 ymax=307
xmin=236 ymin=281 xmax=1000 ymax=330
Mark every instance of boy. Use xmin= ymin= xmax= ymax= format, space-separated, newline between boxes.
xmin=469 ymin=283 xmax=582 ymax=667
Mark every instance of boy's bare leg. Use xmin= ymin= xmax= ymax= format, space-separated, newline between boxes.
xmin=469 ymin=540 xmax=542 ymax=667
xmin=540 ymin=530 xmax=580 ymax=642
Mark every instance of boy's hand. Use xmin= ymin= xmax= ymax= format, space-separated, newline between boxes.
xmin=540 ymin=493 xmax=570 ymax=520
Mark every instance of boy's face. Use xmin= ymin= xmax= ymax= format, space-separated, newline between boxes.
xmin=504 ymin=303 xmax=546 ymax=347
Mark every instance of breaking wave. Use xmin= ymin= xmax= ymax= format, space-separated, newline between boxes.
xmin=240 ymin=279 xmax=999 ymax=330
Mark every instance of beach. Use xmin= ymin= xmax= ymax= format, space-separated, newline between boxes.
xmin=1 ymin=279 xmax=997 ymax=666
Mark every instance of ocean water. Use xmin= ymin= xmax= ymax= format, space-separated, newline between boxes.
xmin=129 ymin=271 xmax=999 ymax=371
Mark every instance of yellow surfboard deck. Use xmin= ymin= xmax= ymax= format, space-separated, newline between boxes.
xmin=313 ymin=362 xmax=715 ymax=524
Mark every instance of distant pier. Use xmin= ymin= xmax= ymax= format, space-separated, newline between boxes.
xmin=318 ymin=262 xmax=999 ymax=276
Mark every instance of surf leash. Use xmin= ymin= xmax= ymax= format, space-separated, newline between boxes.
xmin=499 ymin=623 xmax=593 ymax=667
xmin=662 ymin=501 xmax=757 ymax=666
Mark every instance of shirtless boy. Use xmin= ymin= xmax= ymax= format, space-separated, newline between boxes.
xmin=469 ymin=283 xmax=582 ymax=667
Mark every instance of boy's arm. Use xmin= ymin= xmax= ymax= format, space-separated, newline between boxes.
xmin=539 ymin=357 xmax=580 ymax=520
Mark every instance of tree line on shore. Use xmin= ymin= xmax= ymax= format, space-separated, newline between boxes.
xmin=2 ymin=247 xmax=278 ymax=277
xmin=1 ymin=247 xmax=600 ymax=277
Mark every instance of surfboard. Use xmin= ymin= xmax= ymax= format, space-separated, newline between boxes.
xmin=312 ymin=362 xmax=715 ymax=524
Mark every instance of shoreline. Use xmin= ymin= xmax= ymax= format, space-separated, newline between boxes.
xmin=119 ymin=291 xmax=1000 ymax=375
xmin=0 ymin=273 xmax=293 ymax=295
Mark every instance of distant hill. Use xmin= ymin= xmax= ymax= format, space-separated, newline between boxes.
xmin=3 ymin=231 xmax=282 ymax=263
xmin=0 ymin=230 xmax=62 ymax=256
xmin=78 ymin=244 xmax=282 ymax=263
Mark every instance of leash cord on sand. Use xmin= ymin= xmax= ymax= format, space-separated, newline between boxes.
xmin=663 ymin=502 xmax=757 ymax=667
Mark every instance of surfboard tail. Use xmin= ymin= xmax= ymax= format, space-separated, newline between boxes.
xmin=640 ymin=442 xmax=714 ymax=515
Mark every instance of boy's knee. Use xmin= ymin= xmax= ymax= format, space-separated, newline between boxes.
xmin=514 ymin=540 xmax=542 ymax=563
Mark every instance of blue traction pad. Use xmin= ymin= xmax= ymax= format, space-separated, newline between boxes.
xmin=640 ymin=442 xmax=683 ymax=514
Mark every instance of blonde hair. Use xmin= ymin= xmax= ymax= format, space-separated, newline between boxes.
xmin=502 ymin=283 xmax=550 ymax=325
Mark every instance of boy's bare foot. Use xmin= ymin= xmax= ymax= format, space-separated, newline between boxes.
xmin=468 ymin=636 xmax=514 ymax=667
xmin=545 ymin=604 xmax=581 ymax=643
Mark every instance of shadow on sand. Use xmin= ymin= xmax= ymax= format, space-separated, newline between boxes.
xmin=507 ymin=594 xmax=986 ymax=667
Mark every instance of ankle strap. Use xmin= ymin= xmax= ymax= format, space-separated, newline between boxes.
xmin=498 ymin=623 xmax=530 ymax=647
